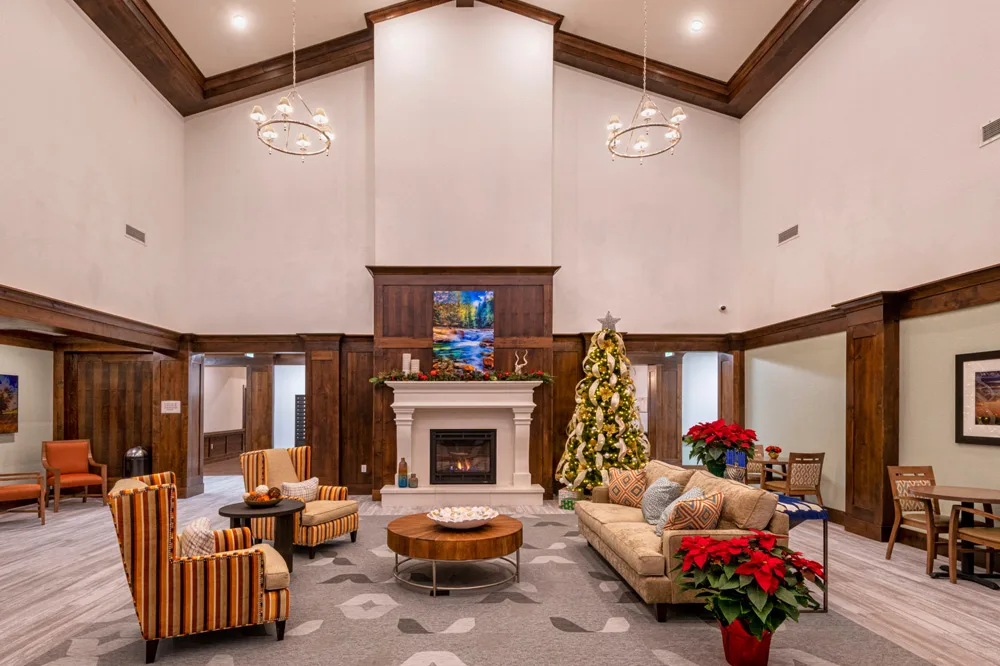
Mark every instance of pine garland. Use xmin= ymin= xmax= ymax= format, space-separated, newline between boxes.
xmin=555 ymin=328 xmax=649 ymax=490
xmin=370 ymin=369 xmax=553 ymax=385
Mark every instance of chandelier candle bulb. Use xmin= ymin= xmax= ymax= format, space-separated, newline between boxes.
xmin=277 ymin=97 xmax=293 ymax=115
xmin=312 ymin=108 xmax=329 ymax=125
xmin=670 ymin=106 xmax=687 ymax=123
xmin=250 ymin=106 xmax=266 ymax=123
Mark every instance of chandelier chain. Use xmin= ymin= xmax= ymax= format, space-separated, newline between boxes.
xmin=642 ymin=0 xmax=647 ymax=95
xmin=291 ymin=0 xmax=298 ymax=91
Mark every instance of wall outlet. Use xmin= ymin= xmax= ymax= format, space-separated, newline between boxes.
xmin=361 ymin=464 xmax=367 ymax=473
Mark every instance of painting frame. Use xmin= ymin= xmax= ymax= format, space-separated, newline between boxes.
xmin=955 ymin=350 xmax=1000 ymax=446
xmin=432 ymin=290 xmax=495 ymax=373
xmin=0 ymin=374 xmax=18 ymax=435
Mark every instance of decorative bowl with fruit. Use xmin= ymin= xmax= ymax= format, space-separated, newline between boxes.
xmin=427 ymin=506 xmax=499 ymax=530
xmin=243 ymin=485 xmax=282 ymax=508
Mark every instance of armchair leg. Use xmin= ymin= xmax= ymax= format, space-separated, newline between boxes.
xmin=54 ymin=486 xmax=60 ymax=513
xmin=309 ymin=546 xmax=316 ymax=559
xmin=145 ymin=639 xmax=159 ymax=664
xmin=102 ymin=479 xmax=107 ymax=506
xmin=885 ymin=520 xmax=900 ymax=560
xmin=82 ymin=485 xmax=87 ymax=503
xmin=654 ymin=603 xmax=669 ymax=622
xmin=925 ymin=530 xmax=937 ymax=576
xmin=276 ymin=620 xmax=286 ymax=641
xmin=350 ymin=530 xmax=358 ymax=543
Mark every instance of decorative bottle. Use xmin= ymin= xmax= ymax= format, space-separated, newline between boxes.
xmin=408 ymin=473 xmax=419 ymax=489
xmin=398 ymin=458 xmax=408 ymax=488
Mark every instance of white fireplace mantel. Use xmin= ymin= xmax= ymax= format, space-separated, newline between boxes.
xmin=380 ymin=381 xmax=544 ymax=507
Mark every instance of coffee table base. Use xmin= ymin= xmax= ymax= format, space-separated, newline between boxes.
xmin=393 ymin=551 xmax=519 ymax=597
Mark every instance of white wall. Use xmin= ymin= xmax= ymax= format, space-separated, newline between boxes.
xmin=273 ymin=365 xmax=306 ymax=449
xmin=738 ymin=0 xmax=1000 ymax=330
xmin=373 ymin=2 xmax=553 ymax=266
xmin=900 ymin=302 xmax=1000 ymax=489
xmin=0 ymin=345 xmax=53 ymax=476
xmin=0 ymin=0 xmax=185 ymax=330
xmin=553 ymin=66 xmax=741 ymax=333
xmin=184 ymin=65 xmax=375 ymax=334
xmin=203 ymin=366 xmax=246 ymax=432
xmin=681 ymin=352 xmax=720 ymax=465
xmin=746 ymin=334 xmax=847 ymax=510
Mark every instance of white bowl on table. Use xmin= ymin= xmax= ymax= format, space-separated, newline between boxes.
xmin=427 ymin=506 xmax=499 ymax=530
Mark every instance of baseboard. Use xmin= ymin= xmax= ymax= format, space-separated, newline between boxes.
xmin=824 ymin=507 xmax=846 ymax=526
xmin=843 ymin=514 xmax=891 ymax=542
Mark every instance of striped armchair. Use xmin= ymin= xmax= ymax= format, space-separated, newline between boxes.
xmin=108 ymin=472 xmax=290 ymax=664
xmin=240 ymin=446 xmax=359 ymax=558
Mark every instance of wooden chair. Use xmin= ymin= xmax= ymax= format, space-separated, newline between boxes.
xmin=948 ymin=505 xmax=999 ymax=584
xmin=745 ymin=444 xmax=764 ymax=487
xmin=0 ymin=472 xmax=46 ymax=524
xmin=42 ymin=439 xmax=107 ymax=512
xmin=884 ymin=466 xmax=949 ymax=575
xmin=763 ymin=452 xmax=825 ymax=505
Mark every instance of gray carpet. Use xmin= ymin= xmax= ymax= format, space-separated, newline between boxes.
xmin=31 ymin=516 xmax=928 ymax=666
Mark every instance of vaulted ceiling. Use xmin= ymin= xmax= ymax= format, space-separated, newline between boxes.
xmin=74 ymin=0 xmax=858 ymax=118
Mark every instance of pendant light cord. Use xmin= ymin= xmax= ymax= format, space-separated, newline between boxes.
xmin=291 ymin=0 xmax=298 ymax=92
xmin=642 ymin=0 xmax=647 ymax=95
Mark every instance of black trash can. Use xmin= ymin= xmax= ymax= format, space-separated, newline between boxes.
xmin=122 ymin=446 xmax=152 ymax=478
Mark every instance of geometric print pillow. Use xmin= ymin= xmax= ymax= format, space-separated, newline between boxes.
xmin=895 ymin=478 xmax=932 ymax=512
xmin=662 ymin=491 xmax=724 ymax=532
xmin=608 ymin=468 xmax=646 ymax=508
xmin=282 ymin=476 xmax=320 ymax=502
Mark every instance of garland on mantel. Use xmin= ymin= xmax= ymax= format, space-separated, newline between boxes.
xmin=370 ymin=369 xmax=553 ymax=386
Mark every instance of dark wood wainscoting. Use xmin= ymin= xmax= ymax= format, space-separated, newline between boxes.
xmin=340 ymin=336 xmax=375 ymax=494
xmin=204 ymin=429 xmax=245 ymax=462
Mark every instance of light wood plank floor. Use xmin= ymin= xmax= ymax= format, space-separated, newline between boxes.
xmin=1 ymin=476 xmax=997 ymax=666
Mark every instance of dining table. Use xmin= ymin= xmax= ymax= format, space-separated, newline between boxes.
xmin=910 ymin=485 xmax=1000 ymax=590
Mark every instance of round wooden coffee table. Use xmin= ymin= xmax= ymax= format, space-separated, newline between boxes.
xmin=386 ymin=513 xmax=523 ymax=596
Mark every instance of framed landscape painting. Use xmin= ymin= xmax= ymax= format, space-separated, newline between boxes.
xmin=0 ymin=374 xmax=18 ymax=435
xmin=432 ymin=290 xmax=495 ymax=373
xmin=956 ymin=350 xmax=1000 ymax=445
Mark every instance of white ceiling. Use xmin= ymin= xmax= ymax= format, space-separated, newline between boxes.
xmin=148 ymin=0 xmax=795 ymax=81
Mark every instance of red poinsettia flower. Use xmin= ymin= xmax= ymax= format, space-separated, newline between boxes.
xmin=787 ymin=552 xmax=825 ymax=581
xmin=418 ymin=373 xmax=428 ymax=380
xmin=750 ymin=529 xmax=777 ymax=551
xmin=680 ymin=535 xmax=718 ymax=571
xmin=708 ymin=536 xmax=750 ymax=564
xmin=735 ymin=550 xmax=786 ymax=595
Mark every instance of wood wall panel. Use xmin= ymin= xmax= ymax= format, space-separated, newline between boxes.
xmin=245 ymin=363 xmax=274 ymax=452
xmin=648 ymin=357 xmax=683 ymax=464
xmin=494 ymin=285 xmax=546 ymax=337
xmin=552 ymin=336 xmax=585 ymax=485
xmin=304 ymin=336 xmax=342 ymax=486
xmin=340 ymin=339 xmax=375 ymax=494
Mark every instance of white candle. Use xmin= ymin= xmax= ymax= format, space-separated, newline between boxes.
xmin=401 ymin=353 xmax=412 ymax=373
xmin=410 ymin=359 xmax=420 ymax=374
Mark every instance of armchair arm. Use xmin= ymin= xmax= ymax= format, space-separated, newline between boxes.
xmin=0 ymin=472 xmax=42 ymax=482
xmin=172 ymin=549 xmax=269 ymax=628
xmin=591 ymin=486 xmax=610 ymax=504
xmin=87 ymin=455 xmax=108 ymax=479
xmin=213 ymin=527 xmax=254 ymax=552
xmin=950 ymin=505 xmax=1000 ymax=526
xmin=317 ymin=485 xmax=349 ymax=501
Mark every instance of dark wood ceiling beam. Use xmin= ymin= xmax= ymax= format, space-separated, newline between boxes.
xmin=478 ymin=0 xmax=563 ymax=28
xmin=365 ymin=0 xmax=452 ymax=28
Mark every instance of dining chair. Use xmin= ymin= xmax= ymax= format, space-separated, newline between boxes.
xmin=948 ymin=504 xmax=999 ymax=584
xmin=763 ymin=452 xmax=824 ymax=505
xmin=746 ymin=444 xmax=764 ymax=487
xmin=42 ymin=439 xmax=107 ymax=512
xmin=885 ymin=466 xmax=949 ymax=576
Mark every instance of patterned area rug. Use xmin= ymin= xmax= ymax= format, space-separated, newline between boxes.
xmin=31 ymin=516 xmax=928 ymax=666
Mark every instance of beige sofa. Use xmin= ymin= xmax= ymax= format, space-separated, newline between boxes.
xmin=575 ymin=460 xmax=789 ymax=621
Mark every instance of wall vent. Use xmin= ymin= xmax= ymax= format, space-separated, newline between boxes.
xmin=125 ymin=224 xmax=146 ymax=245
xmin=982 ymin=118 xmax=1000 ymax=147
xmin=777 ymin=224 xmax=799 ymax=245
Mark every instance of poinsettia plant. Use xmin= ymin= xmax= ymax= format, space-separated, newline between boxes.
xmin=370 ymin=369 xmax=553 ymax=386
xmin=683 ymin=419 xmax=757 ymax=476
xmin=765 ymin=446 xmax=781 ymax=455
xmin=674 ymin=530 xmax=824 ymax=640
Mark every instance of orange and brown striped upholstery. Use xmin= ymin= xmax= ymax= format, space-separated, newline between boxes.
xmin=239 ymin=446 xmax=357 ymax=548
xmin=108 ymin=472 xmax=289 ymax=641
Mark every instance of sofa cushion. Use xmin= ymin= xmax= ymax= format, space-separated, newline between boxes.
xmin=263 ymin=448 xmax=300 ymax=487
xmin=662 ymin=491 xmax=723 ymax=531
xmin=642 ymin=476 xmax=682 ymax=525
xmin=608 ymin=468 xmax=646 ymax=508
xmin=685 ymin=470 xmax=778 ymax=530
xmin=645 ymin=460 xmax=696 ymax=489
xmin=598 ymin=522 xmax=665 ymax=576
xmin=50 ymin=472 xmax=103 ymax=488
xmin=0 ymin=483 xmax=42 ymax=501
xmin=45 ymin=440 xmax=90 ymax=474
xmin=656 ymin=488 xmax=703 ymax=536
xmin=575 ymin=500 xmax=645 ymax=535
xmin=301 ymin=499 xmax=359 ymax=527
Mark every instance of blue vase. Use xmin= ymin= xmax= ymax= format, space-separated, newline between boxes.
xmin=398 ymin=475 xmax=408 ymax=488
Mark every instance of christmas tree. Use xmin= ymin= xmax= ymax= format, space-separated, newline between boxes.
xmin=556 ymin=312 xmax=649 ymax=491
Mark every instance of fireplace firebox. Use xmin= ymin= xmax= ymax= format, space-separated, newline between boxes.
xmin=430 ymin=429 xmax=497 ymax=484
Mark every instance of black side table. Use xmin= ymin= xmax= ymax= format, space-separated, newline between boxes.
xmin=219 ymin=499 xmax=305 ymax=572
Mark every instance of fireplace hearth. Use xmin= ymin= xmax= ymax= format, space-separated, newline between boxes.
xmin=430 ymin=429 xmax=497 ymax=484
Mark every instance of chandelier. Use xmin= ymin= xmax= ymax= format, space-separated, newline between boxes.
xmin=606 ymin=0 xmax=686 ymax=162
xmin=249 ymin=0 xmax=334 ymax=161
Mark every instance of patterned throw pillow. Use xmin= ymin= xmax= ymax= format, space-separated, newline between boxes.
xmin=895 ymin=479 xmax=932 ymax=512
xmin=282 ymin=476 xmax=320 ymax=502
xmin=180 ymin=518 xmax=214 ymax=558
xmin=662 ymin=491 xmax=724 ymax=532
xmin=608 ymin=468 xmax=646 ymax=508
xmin=655 ymin=487 xmax=703 ymax=536
xmin=642 ymin=476 xmax=682 ymax=524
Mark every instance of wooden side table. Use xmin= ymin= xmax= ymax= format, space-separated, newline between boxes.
xmin=387 ymin=514 xmax=523 ymax=596
xmin=219 ymin=499 xmax=305 ymax=572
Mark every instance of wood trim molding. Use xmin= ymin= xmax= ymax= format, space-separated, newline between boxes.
xmin=191 ymin=335 xmax=305 ymax=354
xmin=366 ymin=266 xmax=561 ymax=277
xmin=76 ymin=0 xmax=853 ymax=119
xmin=898 ymin=262 xmax=1000 ymax=319
xmin=738 ymin=309 xmax=847 ymax=350
xmin=0 ymin=331 xmax=56 ymax=351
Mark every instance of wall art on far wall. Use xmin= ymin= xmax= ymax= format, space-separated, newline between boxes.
xmin=432 ymin=290 xmax=494 ymax=373
xmin=0 ymin=374 xmax=18 ymax=435
xmin=956 ymin=350 xmax=1000 ymax=445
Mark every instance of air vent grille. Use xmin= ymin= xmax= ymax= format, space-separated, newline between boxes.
xmin=982 ymin=118 xmax=1000 ymax=147
xmin=125 ymin=224 xmax=146 ymax=245
xmin=777 ymin=224 xmax=799 ymax=245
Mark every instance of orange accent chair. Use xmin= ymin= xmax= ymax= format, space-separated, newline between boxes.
xmin=0 ymin=472 xmax=46 ymax=524
xmin=42 ymin=439 xmax=107 ymax=512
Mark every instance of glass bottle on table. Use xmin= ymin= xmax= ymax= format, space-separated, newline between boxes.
xmin=398 ymin=458 xmax=408 ymax=488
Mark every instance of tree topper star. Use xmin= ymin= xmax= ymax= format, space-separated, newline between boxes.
xmin=597 ymin=311 xmax=621 ymax=331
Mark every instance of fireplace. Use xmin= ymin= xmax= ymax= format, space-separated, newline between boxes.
xmin=430 ymin=429 xmax=497 ymax=484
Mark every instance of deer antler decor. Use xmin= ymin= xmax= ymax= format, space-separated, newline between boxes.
xmin=514 ymin=350 xmax=528 ymax=374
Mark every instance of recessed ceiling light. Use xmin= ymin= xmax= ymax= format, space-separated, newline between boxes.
xmin=232 ymin=14 xmax=248 ymax=30
xmin=690 ymin=19 xmax=705 ymax=33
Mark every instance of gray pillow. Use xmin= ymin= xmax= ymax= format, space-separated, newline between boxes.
xmin=655 ymin=487 xmax=704 ymax=536
xmin=642 ymin=476 xmax=682 ymax=525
